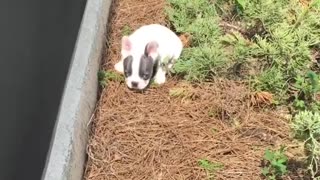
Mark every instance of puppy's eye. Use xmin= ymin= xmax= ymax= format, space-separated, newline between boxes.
xmin=142 ymin=74 xmax=149 ymax=80
xmin=124 ymin=71 xmax=129 ymax=77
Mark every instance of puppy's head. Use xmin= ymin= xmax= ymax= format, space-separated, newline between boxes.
xmin=121 ymin=36 xmax=159 ymax=90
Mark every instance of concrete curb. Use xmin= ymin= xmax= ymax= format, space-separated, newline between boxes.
xmin=41 ymin=0 xmax=111 ymax=180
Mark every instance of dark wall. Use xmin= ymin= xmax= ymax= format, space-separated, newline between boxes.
xmin=0 ymin=0 xmax=87 ymax=179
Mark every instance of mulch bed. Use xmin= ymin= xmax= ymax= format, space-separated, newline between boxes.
xmin=83 ymin=0 xmax=306 ymax=179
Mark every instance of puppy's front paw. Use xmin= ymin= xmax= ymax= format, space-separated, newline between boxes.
xmin=114 ymin=61 xmax=124 ymax=73
xmin=154 ymin=72 xmax=166 ymax=84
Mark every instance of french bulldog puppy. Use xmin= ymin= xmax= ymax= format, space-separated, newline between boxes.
xmin=114 ymin=24 xmax=183 ymax=90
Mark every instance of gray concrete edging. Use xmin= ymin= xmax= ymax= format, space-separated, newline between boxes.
xmin=41 ymin=0 xmax=111 ymax=179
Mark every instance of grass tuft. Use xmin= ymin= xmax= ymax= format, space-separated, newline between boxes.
xmin=166 ymin=0 xmax=228 ymax=82
xmin=98 ymin=70 xmax=124 ymax=87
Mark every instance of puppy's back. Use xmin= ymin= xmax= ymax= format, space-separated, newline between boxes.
xmin=129 ymin=24 xmax=183 ymax=59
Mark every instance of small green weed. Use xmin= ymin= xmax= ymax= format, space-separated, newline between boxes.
xmin=293 ymin=71 xmax=320 ymax=111
xmin=121 ymin=25 xmax=132 ymax=36
xmin=98 ymin=70 xmax=124 ymax=87
xmin=292 ymin=110 xmax=320 ymax=178
xmin=208 ymin=110 xmax=216 ymax=118
xmin=210 ymin=127 xmax=218 ymax=134
xmin=198 ymin=159 xmax=224 ymax=179
xmin=261 ymin=146 xmax=288 ymax=180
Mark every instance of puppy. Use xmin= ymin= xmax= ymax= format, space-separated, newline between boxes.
xmin=114 ymin=24 xmax=183 ymax=90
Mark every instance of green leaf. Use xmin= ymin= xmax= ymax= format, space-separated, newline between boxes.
xmin=277 ymin=158 xmax=287 ymax=164
xmin=311 ymin=0 xmax=320 ymax=9
xmin=280 ymin=166 xmax=287 ymax=174
xmin=264 ymin=149 xmax=274 ymax=161
xmin=271 ymin=160 xmax=278 ymax=167
xmin=269 ymin=175 xmax=276 ymax=180
xmin=236 ymin=0 xmax=247 ymax=9
xmin=307 ymin=71 xmax=320 ymax=92
xmin=294 ymin=100 xmax=305 ymax=109
xmin=262 ymin=167 xmax=270 ymax=176
xmin=198 ymin=159 xmax=224 ymax=172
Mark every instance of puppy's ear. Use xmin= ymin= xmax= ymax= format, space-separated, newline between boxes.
xmin=121 ymin=36 xmax=132 ymax=54
xmin=145 ymin=41 xmax=159 ymax=59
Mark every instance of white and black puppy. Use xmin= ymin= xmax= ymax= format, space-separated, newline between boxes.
xmin=114 ymin=24 xmax=183 ymax=90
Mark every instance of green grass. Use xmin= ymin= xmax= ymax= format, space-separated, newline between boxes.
xmin=293 ymin=71 xmax=320 ymax=111
xmin=165 ymin=0 xmax=320 ymax=178
xmin=225 ymin=0 xmax=320 ymax=100
xmin=167 ymin=0 xmax=320 ymax=101
xmin=166 ymin=0 xmax=228 ymax=81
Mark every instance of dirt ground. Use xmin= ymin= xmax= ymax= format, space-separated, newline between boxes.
xmin=83 ymin=0 xmax=307 ymax=179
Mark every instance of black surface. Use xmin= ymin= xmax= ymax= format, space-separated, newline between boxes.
xmin=0 ymin=0 xmax=87 ymax=179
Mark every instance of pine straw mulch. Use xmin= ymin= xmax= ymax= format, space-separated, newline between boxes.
xmin=83 ymin=0 xmax=307 ymax=179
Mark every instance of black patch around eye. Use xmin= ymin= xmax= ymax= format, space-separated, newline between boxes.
xmin=139 ymin=55 xmax=154 ymax=80
xmin=123 ymin=55 xmax=133 ymax=77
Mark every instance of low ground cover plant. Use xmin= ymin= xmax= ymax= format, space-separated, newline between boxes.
xmin=166 ymin=0 xmax=320 ymax=178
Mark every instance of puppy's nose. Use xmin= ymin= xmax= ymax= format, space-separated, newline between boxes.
xmin=131 ymin=81 xmax=138 ymax=88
